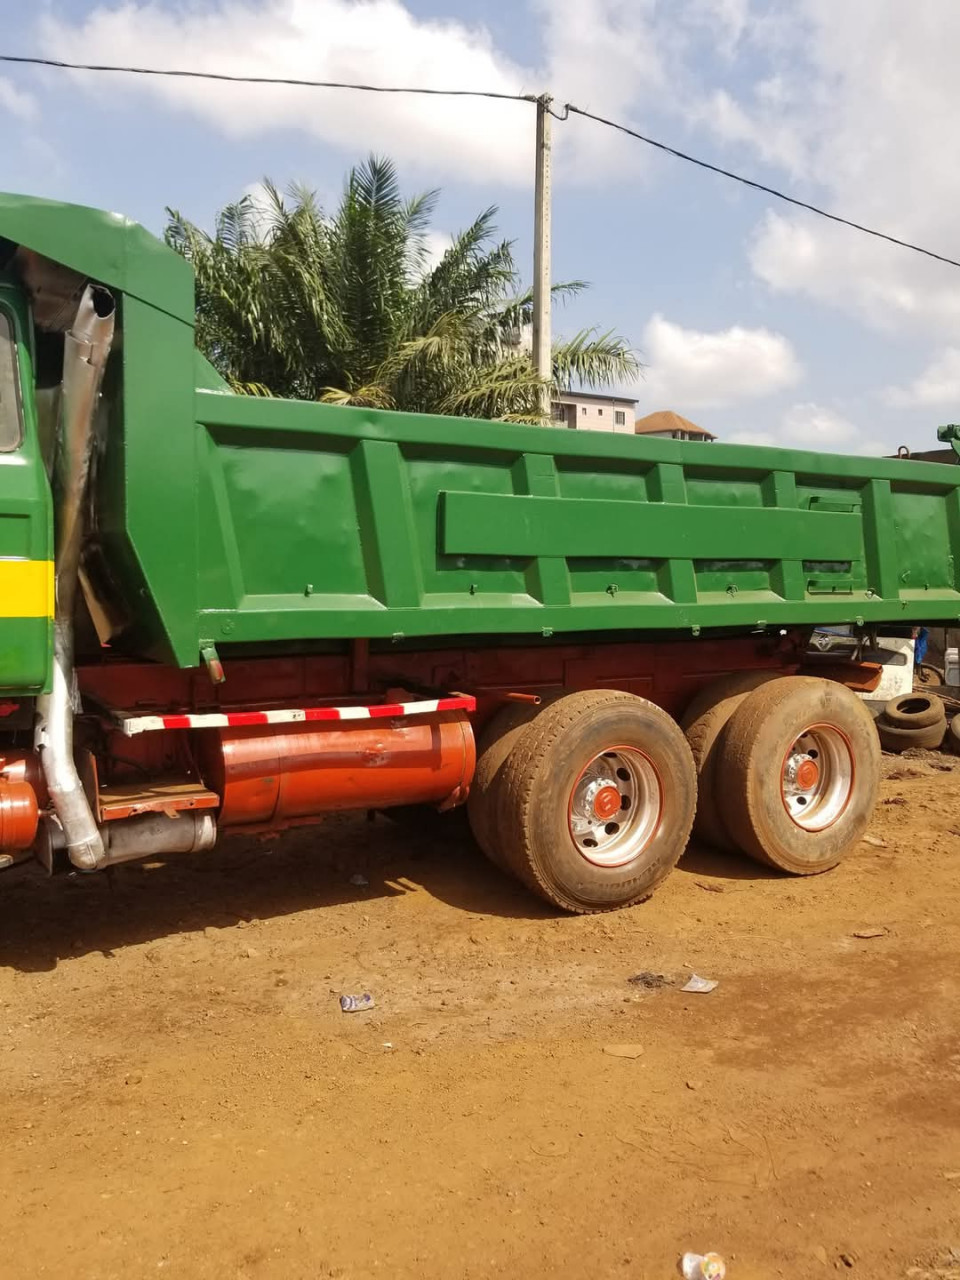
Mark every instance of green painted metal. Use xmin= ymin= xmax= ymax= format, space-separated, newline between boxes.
xmin=0 ymin=192 xmax=199 ymax=666
xmin=938 ymin=424 xmax=960 ymax=459
xmin=0 ymin=618 xmax=49 ymax=691
xmin=190 ymin=392 xmax=960 ymax=645
xmin=4 ymin=190 xmax=960 ymax=675
xmin=0 ymin=285 xmax=52 ymax=692
xmin=440 ymin=491 xmax=863 ymax=561
xmin=0 ymin=191 xmax=194 ymax=323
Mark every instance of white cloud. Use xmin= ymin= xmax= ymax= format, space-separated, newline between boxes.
xmin=0 ymin=76 xmax=38 ymax=123
xmin=886 ymin=349 xmax=960 ymax=409
xmin=638 ymin=313 xmax=801 ymax=410
xmin=728 ymin=402 xmax=885 ymax=457
xmin=688 ymin=89 xmax=808 ymax=178
xmin=32 ymin=0 xmax=690 ymax=186
xmin=422 ymin=230 xmax=454 ymax=272
xmin=37 ymin=1 xmax=534 ymax=184
xmin=724 ymin=428 xmax=777 ymax=447
xmin=535 ymin=0 xmax=667 ymax=178
xmin=749 ymin=212 xmax=960 ymax=338
xmin=778 ymin=407 xmax=890 ymax=458
xmin=536 ymin=0 xmax=778 ymax=177
xmin=706 ymin=1 xmax=960 ymax=340
xmin=686 ymin=0 xmax=751 ymax=53
xmin=779 ymin=402 xmax=857 ymax=448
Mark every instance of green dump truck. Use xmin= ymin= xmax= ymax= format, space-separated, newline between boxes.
xmin=0 ymin=191 xmax=957 ymax=912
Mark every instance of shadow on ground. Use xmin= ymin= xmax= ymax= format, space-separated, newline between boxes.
xmin=678 ymin=838 xmax=781 ymax=882
xmin=0 ymin=810 xmax=555 ymax=972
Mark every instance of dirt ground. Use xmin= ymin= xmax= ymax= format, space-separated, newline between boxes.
xmin=3 ymin=753 xmax=960 ymax=1280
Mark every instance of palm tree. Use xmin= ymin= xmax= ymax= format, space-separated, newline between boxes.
xmin=165 ymin=157 xmax=639 ymax=422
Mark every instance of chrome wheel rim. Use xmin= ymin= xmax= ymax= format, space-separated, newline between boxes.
xmin=780 ymin=724 xmax=854 ymax=831
xmin=568 ymin=747 xmax=662 ymax=868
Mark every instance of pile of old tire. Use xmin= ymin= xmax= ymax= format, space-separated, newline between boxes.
xmin=876 ymin=693 xmax=946 ymax=752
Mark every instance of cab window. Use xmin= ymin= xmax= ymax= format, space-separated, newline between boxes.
xmin=0 ymin=308 xmax=23 ymax=451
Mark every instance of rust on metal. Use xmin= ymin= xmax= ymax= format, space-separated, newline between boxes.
xmin=800 ymin=660 xmax=884 ymax=693
xmin=97 ymin=780 xmax=220 ymax=823
xmin=197 ymin=710 xmax=476 ymax=829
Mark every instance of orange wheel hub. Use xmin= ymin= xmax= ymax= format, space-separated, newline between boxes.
xmin=592 ymin=785 xmax=622 ymax=820
xmin=795 ymin=758 xmax=820 ymax=790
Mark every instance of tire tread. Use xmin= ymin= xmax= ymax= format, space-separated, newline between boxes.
xmin=498 ymin=690 xmax=696 ymax=913
xmin=719 ymin=676 xmax=880 ymax=873
xmin=681 ymin=671 xmax=780 ymax=851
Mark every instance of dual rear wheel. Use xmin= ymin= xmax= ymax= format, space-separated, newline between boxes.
xmin=702 ymin=676 xmax=880 ymax=874
xmin=470 ymin=691 xmax=696 ymax=912
xmin=468 ymin=676 xmax=881 ymax=913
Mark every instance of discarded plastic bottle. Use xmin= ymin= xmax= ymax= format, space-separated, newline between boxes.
xmin=681 ymin=1252 xmax=726 ymax=1280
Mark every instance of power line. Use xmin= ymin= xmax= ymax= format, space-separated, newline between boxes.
xmin=3 ymin=52 xmax=958 ymax=272
xmin=0 ymin=53 xmax=534 ymax=104
xmin=562 ymin=104 xmax=960 ymax=272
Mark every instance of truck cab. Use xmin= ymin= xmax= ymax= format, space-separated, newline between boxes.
xmin=0 ymin=278 xmax=52 ymax=693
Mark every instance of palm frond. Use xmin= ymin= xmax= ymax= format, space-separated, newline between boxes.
xmin=229 ymin=379 xmax=275 ymax=396
xmin=214 ymin=197 xmax=259 ymax=252
xmin=319 ymin=382 xmax=395 ymax=409
xmin=494 ymin=281 xmax=588 ymax=333
xmin=552 ymin=329 xmax=642 ymax=391
xmin=440 ymin=357 xmax=546 ymax=420
xmin=165 ymin=157 xmax=637 ymax=421
xmin=403 ymin=188 xmax=439 ymax=236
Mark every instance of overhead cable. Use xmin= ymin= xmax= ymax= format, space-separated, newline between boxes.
xmin=0 ymin=53 xmax=534 ymax=103
xmin=3 ymin=53 xmax=957 ymax=270
xmin=562 ymin=104 xmax=960 ymax=271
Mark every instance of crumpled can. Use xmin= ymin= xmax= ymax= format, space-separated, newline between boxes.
xmin=339 ymin=993 xmax=375 ymax=1013
xmin=681 ymin=1251 xmax=726 ymax=1279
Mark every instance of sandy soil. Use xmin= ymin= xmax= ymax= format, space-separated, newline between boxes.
xmin=3 ymin=752 xmax=960 ymax=1279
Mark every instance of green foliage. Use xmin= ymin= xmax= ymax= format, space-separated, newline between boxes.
xmin=165 ymin=157 xmax=639 ymax=421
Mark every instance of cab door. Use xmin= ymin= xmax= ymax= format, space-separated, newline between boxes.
xmin=0 ymin=293 xmax=53 ymax=693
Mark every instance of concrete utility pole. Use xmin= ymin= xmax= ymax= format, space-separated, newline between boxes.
xmin=532 ymin=93 xmax=553 ymax=422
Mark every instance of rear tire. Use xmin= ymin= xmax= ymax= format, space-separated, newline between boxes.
xmin=468 ymin=703 xmax=546 ymax=870
xmin=496 ymin=690 xmax=697 ymax=913
xmin=681 ymin=671 xmax=781 ymax=852
xmin=718 ymin=676 xmax=881 ymax=875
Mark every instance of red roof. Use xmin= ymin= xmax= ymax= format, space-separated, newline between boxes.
xmin=634 ymin=410 xmax=716 ymax=440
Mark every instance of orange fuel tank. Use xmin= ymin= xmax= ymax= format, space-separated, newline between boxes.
xmin=0 ymin=752 xmax=42 ymax=850
xmin=0 ymin=776 xmax=39 ymax=850
xmin=197 ymin=711 xmax=475 ymax=828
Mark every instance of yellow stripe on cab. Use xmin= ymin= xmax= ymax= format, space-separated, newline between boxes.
xmin=0 ymin=558 xmax=55 ymax=619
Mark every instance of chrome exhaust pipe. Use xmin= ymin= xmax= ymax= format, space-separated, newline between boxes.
xmin=102 ymin=813 xmax=217 ymax=866
xmin=35 ymin=812 xmax=218 ymax=873
xmin=34 ymin=285 xmax=115 ymax=872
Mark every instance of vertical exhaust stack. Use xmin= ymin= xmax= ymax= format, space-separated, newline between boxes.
xmin=35 ymin=284 xmax=116 ymax=871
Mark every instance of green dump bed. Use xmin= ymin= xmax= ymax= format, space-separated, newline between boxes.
xmin=3 ymin=191 xmax=960 ymax=669
xmin=191 ymin=396 xmax=960 ymax=656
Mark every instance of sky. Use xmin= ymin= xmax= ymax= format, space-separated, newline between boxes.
xmin=3 ymin=0 xmax=960 ymax=455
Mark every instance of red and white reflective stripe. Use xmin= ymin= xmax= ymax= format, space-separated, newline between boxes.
xmin=115 ymin=695 xmax=476 ymax=737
